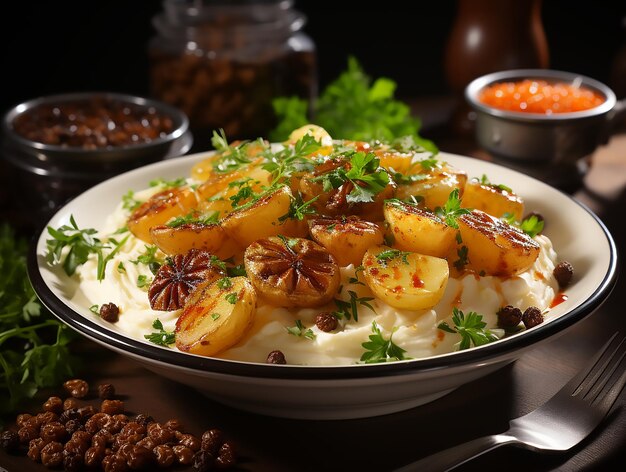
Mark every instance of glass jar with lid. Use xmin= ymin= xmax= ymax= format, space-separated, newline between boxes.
xmin=149 ymin=0 xmax=317 ymax=145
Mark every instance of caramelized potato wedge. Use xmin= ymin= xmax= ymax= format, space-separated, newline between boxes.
xmin=287 ymin=124 xmax=333 ymax=147
xmin=150 ymin=223 xmax=238 ymax=259
xmin=127 ymin=188 xmax=198 ymax=243
xmin=308 ymin=216 xmax=384 ymax=267
xmin=175 ymin=276 xmax=256 ymax=356
xmin=457 ymin=210 xmax=540 ymax=277
xmin=362 ymin=246 xmax=449 ymax=310
xmin=221 ymin=185 xmax=307 ymax=248
xmin=461 ymin=179 xmax=524 ymax=219
xmin=396 ymin=164 xmax=468 ymax=210
xmin=383 ymin=200 xmax=456 ymax=258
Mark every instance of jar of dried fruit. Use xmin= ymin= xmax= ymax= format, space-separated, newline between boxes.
xmin=149 ymin=0 xmax=317 ymax=146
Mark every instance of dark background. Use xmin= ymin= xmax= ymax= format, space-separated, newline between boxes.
xmin=0 ymin=1 xmax=625 ymax=117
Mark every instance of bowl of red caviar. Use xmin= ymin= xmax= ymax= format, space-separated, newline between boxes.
xmin=465 ymin=69 xmax=624 ymax=165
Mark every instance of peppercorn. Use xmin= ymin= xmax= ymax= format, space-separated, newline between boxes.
xmin=193 ymin=449 xmax=216 ymax=472
xmin=100 ymin=303 xmax=120 ymax=323
xmin=0 ymin=430 xmax=20 ymax=454
xmin=497 ymin=305 xmax=523 ymax=328
xmin=98 ymin=383 xmax=116 ymax=400
xmin=266 ymin=350 xmax=287 ymax=364
xmin=315 ymin=312 xmax=338 ymax=332
xmin=553 ymin=261 xmax=574 ymax=288
xmin=63 ymin=379 xmax=89 ymax=398
xmin=523 ymin=306 xmax=544 ymax=328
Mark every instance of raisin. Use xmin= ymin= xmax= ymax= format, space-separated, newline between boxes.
xmin=101 ymin=399 xmax=125 ymax=415
xmin=1 ymin=430 xmax=20 ymax=454
xmin=43 ymin=396 xmax=64 ymax=414
xmin=315 ymin=312 xmax=338 ymax=332
xmin=40 ymin=441 xmax=64 ymax=468
xmin=99 ymin=303 xmax=120 ymax=322
xmin=266 ymin=350 xmax=287 ymax=364
xmin=216 ymin=441 xmax=237 ymax=468
xmin=127 ymin=445 xmax=153 ymax=469
xmin=523 ymin=306 xmax=544 ymax=328
xmin=193 ymin=449 xmax=216 ymax=472
xmin=553 ymin=261 xmax=574 ymax=288
xmin=173 ymin=444 xmax=194 ymax=465
xmin=154 ymin=444 xmax=176 ymax=467
xmin=98 ymin=383 xmax=116 ymax=400
xmin=496 ymin=305 xmax=522 ymax=328
xmin=40 ymin=422 xmax=67 ymax=443
xmin=63 ymin=379 xmax=89 ymax=398
xmin=201 ymin=429 xmax=224 ymax=454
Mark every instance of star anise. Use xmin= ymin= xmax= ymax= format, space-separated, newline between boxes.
xmin=148 ymin=249 xmax=225 ymax=311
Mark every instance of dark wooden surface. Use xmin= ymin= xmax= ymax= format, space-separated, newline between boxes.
xmin=1 ymin=103 xmax=625 ymax=471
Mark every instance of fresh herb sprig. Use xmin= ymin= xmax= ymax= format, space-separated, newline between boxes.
xmin=1 ymin=224 xmax=81 ymax=418
xmin=333 ymin=290 xmax=375 ymax=322
xmin=477 ymin=174 xmax=513 ymax=193
xmin=434 ymin=189 xmax=471 ymax=229
xmin=376 ymin=249 xmax=411 ymax=266
xmin=46 ymin=215 xmax=129 ymax=281
xmin=144 ymin=319 xmax=175 ymax=347
xmin=270 ymin=57 xmax=436 ymax=153
xmin=286 ymin=320 xmax=316 ymax=340
xmin=438 ymin=307 xmax=499 ymax=350
xmin=360 ymin=321 xmax=409 ymax=363
xmin=502 ymin=213 xmax=545 ymax=238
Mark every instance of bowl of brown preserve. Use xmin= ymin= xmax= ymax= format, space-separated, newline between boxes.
xmin=1 ymin=92 xmax=192 ymax=225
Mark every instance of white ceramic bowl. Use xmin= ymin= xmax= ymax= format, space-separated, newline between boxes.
xmin=28 ymin=151 xmax=617 ymax=420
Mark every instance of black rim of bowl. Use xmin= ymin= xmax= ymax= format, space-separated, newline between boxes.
xmin=2 ymin=91 xmax=189 ymax=153
xmin=465 ymin=69 xmax=617 ymax=122
xmin=28 ymin=200 xmax=618 ymax=381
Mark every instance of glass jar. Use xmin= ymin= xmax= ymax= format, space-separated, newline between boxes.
xmin=149 ymin=0 xmax=317 ymax=145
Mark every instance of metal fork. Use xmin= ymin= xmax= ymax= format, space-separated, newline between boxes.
xmin=396 ymin=333 xmax=626 ymax=472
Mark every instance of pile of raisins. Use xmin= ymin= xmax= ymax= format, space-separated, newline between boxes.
xmin=1 ymin=379 xmax=236 ymax=471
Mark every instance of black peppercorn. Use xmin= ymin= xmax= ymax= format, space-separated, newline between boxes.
xmin=553 ymin=261 xmax=574 ymax=288
xmin=99 ymin=303 xmax=120 ymax=323
xmin=266 ymin=350 xmax=287 ymax=365
xmin=523 ymin=306 xmax=544 ymax=328
xmin=497 ymin=305 xmax=523 ymax=328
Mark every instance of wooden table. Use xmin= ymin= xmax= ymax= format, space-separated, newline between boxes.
xmin=1 ymin=103 xmax=625 ymax=471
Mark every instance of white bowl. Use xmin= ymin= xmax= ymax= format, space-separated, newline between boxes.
xmin=28 ymin=151 xmax=617 ymax=420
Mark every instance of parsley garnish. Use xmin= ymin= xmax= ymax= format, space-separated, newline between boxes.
xmin=149 ymin=177 xmax=187 ymax=188
xmin=166 ymin=211 xmax=220 ymax=228
xmin=46 ymin=215 xmax=129 ymax=281
xmin=122 ymin=190 xmax=142 ymax=212
xmin=312 ymin=151 xmax=390 ymax=203
xmin=227 ymin=264 xmax=247 ymax=277
xmin=333 ymin=290 xmax=375 ymax=322
xmin=418 ymin=158 xmax=440 ymax=172
xmin=286 ymin=320 xmax=316 ymax=340
xmin=501 ymin=213 xmax=544 ymax=238
xmin=210 ymin=255 xmax=227 ymax=272
xmin=211 ymin=313 xmax=221 ymax=321
xmin=137 ymin=274 xmax=152 ymax=289
xmin=225 ymin=292 xmax=238 ymax=304
xmin=217 ymin=277 xmax=233 ymax=290
xmin=376 ymin=249 xmax=411 ymax=266
xmin=360 ymin=322 xmax=409 ymax=363
xmin=434 ymin=189 xmax=471 ymax=229
xmin=278 ymin=194 xmax=319 ymax=223
xmin=210 ymin=129 xmax=257 ymax=174
xmin=89 ymin=304 xmax=99 ymax=315
xmin=348 ymin=265 xmax=365 ymax=285
xmin=262 ymin=134 xmax=321 ymax=185
xmin=144 ymin=319 xmax=175 ymax=347
xmin=454 ymin=246 xmax=469 ymax=271
xmin=437 ymin=308 xmax=499 ymax=350
xmin=477 ymin=174 xmax=513 ymax=193
xmin=519 ymin=215 xmax=544 ymax=238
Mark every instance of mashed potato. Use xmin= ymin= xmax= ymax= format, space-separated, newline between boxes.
xmin=73 ymin=187 xmax=559 ymax=366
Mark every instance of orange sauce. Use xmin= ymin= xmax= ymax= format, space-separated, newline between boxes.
xmin=479 ymin=79 xmax=604 ymax=114
xmin=550 ymin=292 xmax=568 ymax=308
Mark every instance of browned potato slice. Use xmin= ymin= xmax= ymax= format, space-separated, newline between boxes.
xmin=191 ymin=141 xmax=267 ymax=181
xmin=383 ymin=200 xmax=456 ymax=258
xmin=362 ymin=246 xmax=449 ymax=310
xmin=457 ymin=210 xmax=540 ymax=277
xmin=244 ymin=236 xmax=340 ymax=307
xmin=127 ymin=188 xmax=198 ymax=243
xmin=461 ymin=179 xmax=524 ymax=220
xmin=221 ymin=185 xmax=307 ymax=248
xmin=308 ymin=216 xmax=384 ymax=267
xmin=375 ymin=149 xmax=414 ymax=173
xmin=396 ymin=164 xmax=468 ymax=210
xmin=175 ymin=276 xmax=256 ymax=356
xmin=150 ymin=223 xmax=238 ymax=259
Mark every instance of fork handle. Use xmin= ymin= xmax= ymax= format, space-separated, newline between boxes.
xmin=395 ymin=434 xmax=518 ymax=471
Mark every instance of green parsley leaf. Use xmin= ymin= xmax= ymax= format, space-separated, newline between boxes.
xmin=360 ymin=321 xmax=409 ymax=363
xmin=225 ymin=292 xmax=238 ymax=304
xmin=227 ymin=264 xmax=247 ymax=277
xmin=454 ymin=246 xmax=469 ymax=271
xmin=210 ymin=255 xmax=227 ymax=272
xmin=437 ymin=307 xmax=499 ymax=350
xmin=376 ymin=249 xmax=411 ymax=266
xmin=434 ymin=189 xmax=471 ymax=229
xmin=137 ymin=274 xmax=152 ymax=289
xmin=211 ymin=313 xmax=221 ymax=321
xmin=477 ymin=174 xmax=513 ymax=193
xmin=519 ymin=215 xmax=545 ymax=238
xmin=332 ymin=290 xmax=375 ymax=322
xmin=278 ymin=193 xmax=319 ymax=223
xmin=89 ymin=304 xmax=100 ymax=315
xmin=217 ymin=277 xmax=233 ymax=290
xmin=286 ymin=320 xmax=316 ymax=340
xmin=149 ymin=177 xmax=187 ymax=188
xmin=144 ymin=319 xmax=175 ymax=347
xmin=166 ymin=210 xmax=220 ymax=228
xmin=122 ymin=190 xmax=142 ymax=212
